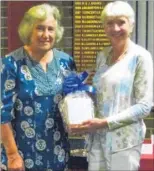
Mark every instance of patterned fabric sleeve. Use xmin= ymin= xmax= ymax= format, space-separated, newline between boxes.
xmin=57 ymin=49 xmax=76 ymax=71
xmin=69 ymin=56 xmax=76 ymax=71
xmin=107 ymin=51 xmax=153 ymax=130
xmin=1 ymin=56 xmax=18 ymax=123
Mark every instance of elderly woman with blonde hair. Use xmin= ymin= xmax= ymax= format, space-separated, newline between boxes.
xmin=71 ymin=1 xmax=153 ymax=171
xmin=1 ymin=3 xmax=76 ymax=171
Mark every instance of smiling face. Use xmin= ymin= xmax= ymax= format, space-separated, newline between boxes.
xmin=29 ymin=16 xmax=57 ymax=53
xmin=104 ymin=16 xmax=133 ymax=45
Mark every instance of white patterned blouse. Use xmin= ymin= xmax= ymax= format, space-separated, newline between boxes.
xmin=92 ymin=40 xmax=153 ymax=152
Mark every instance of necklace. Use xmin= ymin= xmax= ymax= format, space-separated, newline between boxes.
xmin=109 ymin=44 xmax=128 ymax=65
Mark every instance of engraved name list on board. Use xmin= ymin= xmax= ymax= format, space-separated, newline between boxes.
xmin=73 ymin=1 xmax=110 ymax=72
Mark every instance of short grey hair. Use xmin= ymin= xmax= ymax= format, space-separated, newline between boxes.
xmin=101 ymin=1 xmax=135 ymax=26
xmin=18 ymin=3 xmax=64 ymax=45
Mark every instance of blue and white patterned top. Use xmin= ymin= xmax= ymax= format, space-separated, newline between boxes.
xmin=1 ymin=47 xmax=76 ymax=171
xmin=92 ymin=40 xmax=153 ymax=153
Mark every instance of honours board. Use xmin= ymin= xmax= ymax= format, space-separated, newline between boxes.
xmin=73 ymin=1 xmax=110 ymax=72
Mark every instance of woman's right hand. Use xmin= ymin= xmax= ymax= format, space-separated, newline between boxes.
xmin=7 ymin=152 xmax=25 ymax=171
xmin=1 ymin=123 xmax=25 ymax=171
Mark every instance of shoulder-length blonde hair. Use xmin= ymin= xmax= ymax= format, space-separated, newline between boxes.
xmin=18 ymin=3 xmax=64 ymax=45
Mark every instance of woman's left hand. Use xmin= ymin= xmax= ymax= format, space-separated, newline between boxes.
xmin=69 ymin=118 xmax=108 ymax=134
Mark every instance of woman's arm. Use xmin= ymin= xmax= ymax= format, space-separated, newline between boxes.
xmin=1 ymin=123 xmax=18 ymax=155
xmin=1 ymin=56 xmax=25 ymax=170
xmin=106 ymin=50 xmax=153 ymax=130
xmin=1 ymin=123 xmax=25 ymax=171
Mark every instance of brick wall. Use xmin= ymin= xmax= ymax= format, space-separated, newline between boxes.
xmin=1 ymin=1 xmax=154 ymax=139
xmin=0 ymin=1 xmax=73 ymax=56
xmin=1 ymin=1 xmax=8 ymax=56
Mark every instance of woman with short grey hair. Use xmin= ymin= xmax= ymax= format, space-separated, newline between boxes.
xmin=71 ymin=1 xmax=153 ymax=170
